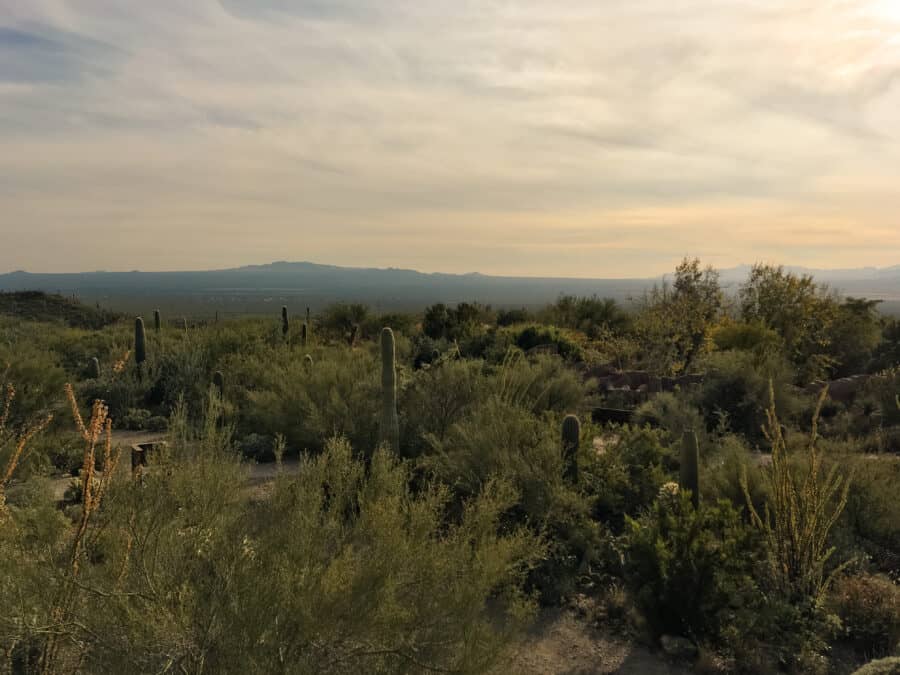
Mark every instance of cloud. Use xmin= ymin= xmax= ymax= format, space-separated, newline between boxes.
xmin=0 ymin=0 xmax=898 ymax=276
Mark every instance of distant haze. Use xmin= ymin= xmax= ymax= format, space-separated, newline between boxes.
xmin=2 ymin=261 xmax=898 ymax=317
xmin=2 ymin=1 xmax=900 ymax=276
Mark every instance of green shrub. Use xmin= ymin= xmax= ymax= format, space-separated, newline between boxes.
xmin=237 ymin=432 xmax=275 ymax=462
xmin=0 ymin=343 xmax=67 ymax=427
xmin=512 ymin=324 xmax=584 ymax=361
xmin=853 ymin=657 xmax=900 ymax=675
xmin=704 ymin=434 xmax=769 ymax=517
xmin=121 ymin=407 xmax=152 ymax=431
xmin=622 ymin=494 xmax=761 ymax=642
xmin=400 ymin=358 xmax=486 ymax=457
xmin=694 ymin=349 xmax=799 ymax=442
xmin=422 ymin=398 xmax=600 ymax=603
xmin=587 ymin=426 xmax=672 ymax=531
xmin=831 ymin=573 xmax=900 ymax=656
xmin=634 ymin=391 xmax=704 ymax=437
xmin=834 ymin=455 xmax=900 ymax=575
xmin=229 ymin=345 xmax=380 ymax=455
xmin=488 ymin=351 xmax=585 ymax=415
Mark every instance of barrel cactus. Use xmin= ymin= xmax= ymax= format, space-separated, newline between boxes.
xmin=561 ymin=414 xmax=580 ymax=482
xmin=153 ymin=309 xmax=161 ymax=332
xmin=380 ymin=327 xmax=400 ymax=453
xmin=88 ymin=357 xmax=101 ymax=379
xmin=679 ymin=430 xmax=700 ymax=509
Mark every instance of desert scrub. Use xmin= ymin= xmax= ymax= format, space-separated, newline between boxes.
xmin=489 ymin=350 xmax=585 ymax=415
xmin=400 ymin=357 xmax=486 ymax=457
xmin=422 ymin=397 xmax=601 ymax=603
xmin=230 ymin=345 xmax=381 ymax=455
xmin=830 ymin=573 xmax=900 ymax=657
xmin=622 ymin=493 xmax=761 ymax=643
xmin=42 ymin=432 xmax=542 ymax=674
xmin=587 ymin=426 xmax=672 ymax=532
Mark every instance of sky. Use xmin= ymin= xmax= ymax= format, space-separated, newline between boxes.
xmin=1 ymin=0 xmax=899 ymax=278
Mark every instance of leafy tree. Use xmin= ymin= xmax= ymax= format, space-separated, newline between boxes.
xmin=739 ymin=264 xmax=839 ymax=380
xmin=318 ymin=302 xmax=370 ymax=342
xmin=634 ymin=258 xmax=724 ymax=375
xmin=496 ymin=307 xmax=532 ymax=326
xmin=827 ymin=297 xmax=883 ymax=376
xmin=540 ymin=295 xmax=629 ymax=338
xmin=422 ymin=302 xmax=493 ymax=342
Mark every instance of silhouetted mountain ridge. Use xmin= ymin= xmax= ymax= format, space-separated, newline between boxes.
xmin=1 ymin=261 xmax=897 ymax=316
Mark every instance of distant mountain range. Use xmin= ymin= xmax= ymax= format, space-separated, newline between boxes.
xmin=1 ymin=261 xmax=898 ymax=317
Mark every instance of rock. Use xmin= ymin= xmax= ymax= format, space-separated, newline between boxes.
xmin=659 ymin=634 xmax=697 ymax=660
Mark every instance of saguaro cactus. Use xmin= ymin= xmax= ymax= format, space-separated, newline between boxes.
xmin=88 ymin=357 xmax=101 ymax=379
xmin=135 ymin=317 xmax=146 ymax=376
xmin=153 ymin=309 xmax=161 ymax=332
xmin=680 ymin=430 xmax=700 ymax=509
xmin=212 ymin=371 xmax=224 ymax=396
xmin=301 ymin=322 xmax=308 ymax=347
xmin=181 ymin=317 xmax=188 ymax=332
xmin=282 ymin=306 xmax=289 ymax=337
xmin=380 ymin=327 xmax=400 ymax=453
xmin=561 ymin=414 xmax=580 ymax=482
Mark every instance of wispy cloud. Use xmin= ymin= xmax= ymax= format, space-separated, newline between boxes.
xmin=0 ymin=0 xmax=898 ymax=275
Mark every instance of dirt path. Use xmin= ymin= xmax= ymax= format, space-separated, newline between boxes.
xmin=499 ymin=608 xmax=690 ymax=675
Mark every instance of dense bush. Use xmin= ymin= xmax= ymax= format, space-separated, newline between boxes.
xmin=694 ymin=349 xmax=799 ymax=442
xmin=852 ymin=657 xmax=900 ymax=675
xmin=634 ymin=391 xmax=704 ymax=438
xmin=225 ymin=345 xmax=380 ymax=455
xmin=1 ymin=398 xmax=544 ymax=674
xmin=400 ymin=358 xmax=486 ymax=457
xmin=587 ymin=426 xmax=672 ymax=531
xmin=421 ymin=398 xmax=599 ymax=602
xmin=622 ymin=493 xmax=761 ymax=642
xmin=834 ymin=455 xmax=900 ymax=574
xmin=830 ymin=573 xmax=900 ymax=657
xmin=510 ymin=324 xmax=584 ymax=361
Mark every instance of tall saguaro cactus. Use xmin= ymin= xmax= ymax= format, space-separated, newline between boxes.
xmin=282 ymin=306 xmax=289 ymax=337
xmin=153 ymin=309 xmax=161 ymax=332
xmin=680 ymin=430 xmax=700 ymax=509
xmin=212 ymin=371 xmax=224 ymax=396
xmin=561 ymin=414 xmax=580 ymax=483
xmin=135 ymin=317 xmax=147 ymax=377
xmin=380 ymin=327 xmax=400 ymax=453
xmin=301 ymin=322 xmax=308 ymax=347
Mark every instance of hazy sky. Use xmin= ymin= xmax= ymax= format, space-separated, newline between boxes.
xmin=2 ymin=0 xmax=899 ymax=277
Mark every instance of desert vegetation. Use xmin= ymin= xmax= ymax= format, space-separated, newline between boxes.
xmin=1 ymin=260 xmax=899 ymax=674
